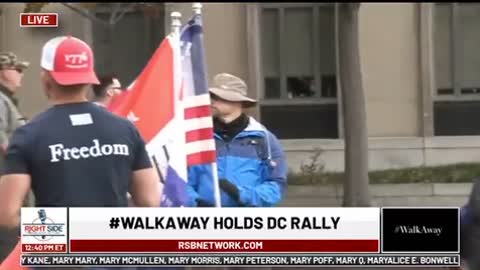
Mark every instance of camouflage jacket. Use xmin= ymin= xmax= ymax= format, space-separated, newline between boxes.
xmin=0 ymin=84 xmax=26 ymax=147
xmin=0 ymin=84 xmax=34 ymax=206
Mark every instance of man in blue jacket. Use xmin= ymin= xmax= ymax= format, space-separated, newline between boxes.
xmin=187 ymin=73 xmax=287 ymax=207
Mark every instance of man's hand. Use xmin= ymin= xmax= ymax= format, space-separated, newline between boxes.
xmin=219 ymin=179 xmax=240 ymax=202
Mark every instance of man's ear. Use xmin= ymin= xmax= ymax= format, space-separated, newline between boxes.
xmin=106 ymin=88 xmax=114 ymax=97
xmin=40 ymin=70 xmax=49 ymax=83
xmin=40 ymin=70 xmax=54 ymax=97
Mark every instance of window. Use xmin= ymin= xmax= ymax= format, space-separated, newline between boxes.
xmin=434 ymin=3 xmax=480 ymax=135
xmin=259 ymin=3 xmax=338 ymax=139
xmin=92 ymin=4 xmax=165 ymax=86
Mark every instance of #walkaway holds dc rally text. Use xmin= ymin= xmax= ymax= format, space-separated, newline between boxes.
xmin=118 ymin=216 xmax=342 ymax=230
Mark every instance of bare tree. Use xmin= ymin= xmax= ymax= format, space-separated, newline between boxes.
xmin=23 ymin=3 xmax=163 ymax=29
xmin=337 ymin=3 xmax=371 ymax=206
xmin=23 ymin=3 xmax=164 ymax=75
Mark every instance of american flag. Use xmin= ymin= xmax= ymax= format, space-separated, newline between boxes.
xmin=180 ymin=14 xmax=217 ymax=166
xmin=108 ymin=13 xmax=221 ymax=207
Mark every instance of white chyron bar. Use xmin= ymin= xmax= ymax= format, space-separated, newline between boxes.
xmin=21 ymin=254 xmax=461 ymax=267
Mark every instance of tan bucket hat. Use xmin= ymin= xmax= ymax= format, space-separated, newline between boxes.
xmin=209 ymin=73 xmax=257 ymax=107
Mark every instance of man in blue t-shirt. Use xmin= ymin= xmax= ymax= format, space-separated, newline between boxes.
xmin=0 ymin=36 xmax=161 ymax=231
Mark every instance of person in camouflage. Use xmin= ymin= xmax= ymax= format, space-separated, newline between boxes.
xmin=0 ymin=51 xmax=29 ymax=264
xmin=0 ymin=52 xmax=29 ymax=153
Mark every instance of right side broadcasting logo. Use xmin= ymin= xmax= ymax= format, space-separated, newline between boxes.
xmin=22 ymin=209 xmax=66 ymax=242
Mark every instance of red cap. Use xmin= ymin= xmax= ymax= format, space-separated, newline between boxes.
xmin=41 ymin=36 xmax=99 ymax=85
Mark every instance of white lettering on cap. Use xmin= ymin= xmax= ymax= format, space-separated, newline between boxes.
xmin=49 ymin=139 xmax=130 ymax=163
xmin=65 ymin=51 xmax=88 ymax=68
xmin=69 ymin=113 xmax=93 ymax=126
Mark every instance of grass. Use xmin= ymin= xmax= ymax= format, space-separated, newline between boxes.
xmin=288 ymin=163 xmax=480 ymax=185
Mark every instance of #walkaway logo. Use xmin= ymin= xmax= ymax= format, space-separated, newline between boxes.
xmin=396 ymin=225 xmax=443 ymax=236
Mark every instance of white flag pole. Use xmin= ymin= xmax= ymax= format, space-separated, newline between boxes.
xmin=192 ymin=2 xmax=202 ymax=15
xmin=192 ymin=3 xmax=222 ymax=208
xmin=211 ymin=162 xmax=222 ymax=208
xmin=170 ymin=11 xmax=182 ymax=35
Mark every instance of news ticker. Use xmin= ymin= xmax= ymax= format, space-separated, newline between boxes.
xmin=21 ymin=207 xmax=459 ymax=254
xmin=21 ymin=254 xmax=460 ymax=267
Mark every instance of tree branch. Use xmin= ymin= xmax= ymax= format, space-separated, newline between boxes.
xmin=112 ymin=3 xmax=137 ymax=25
xmin=109 ymin=3 xmax=122 ymax=25
xmin=61 ymin=3 xmax=110 ymax=28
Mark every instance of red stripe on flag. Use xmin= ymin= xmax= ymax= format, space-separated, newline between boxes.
xmin=187 ymin=150 xmax=217 ymax=166
xmin=69 ymin=239 xmax=379 ymax=253
xmin=186 ymin=128 xmax=214 ymax=143
xmin=185 ymin=105 xmax=212 ymax=119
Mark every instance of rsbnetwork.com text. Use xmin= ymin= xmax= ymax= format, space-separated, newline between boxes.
xmin=178 ymin=241 xmax=263 ymax=250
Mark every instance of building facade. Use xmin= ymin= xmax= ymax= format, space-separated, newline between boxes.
xmin=1 ymin=3 xmax=479 ymax=172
